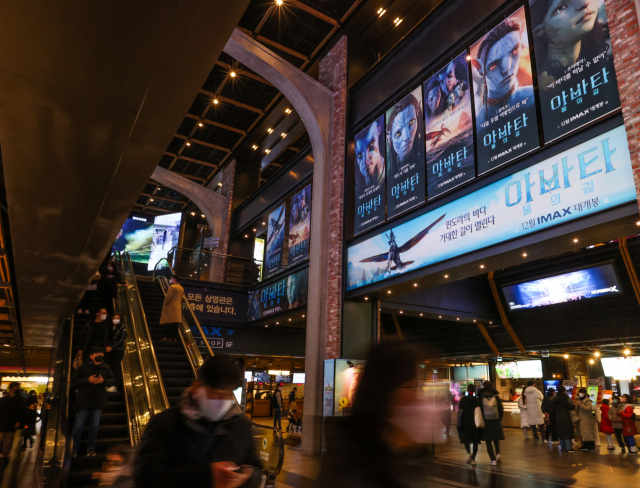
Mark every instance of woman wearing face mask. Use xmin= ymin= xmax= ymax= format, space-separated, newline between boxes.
xmin=79 ymin=309 xmax=111 ymax=364
xmin=106 ymin=314 xmax=127 ymax=393
xmin=609 ymin=395 xmax=630 ymax=452
xmin=98 ymin=262 xmax=126 ymax=316
xmin=617 ymin=394 xmax=638 ymax=454
xmin=599 ymin=398 xmax=615 ymax=450
xmin=479 ymin=381 xmax=504 ymax=465
xmin=575 ymin=388 xmax=596 ymax=451
xmin=457 ymin=384 xmax=482 ymax=465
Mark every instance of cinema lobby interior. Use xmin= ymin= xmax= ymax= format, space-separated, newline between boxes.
xmin=4 ymin=0 xmax=640 ymax=487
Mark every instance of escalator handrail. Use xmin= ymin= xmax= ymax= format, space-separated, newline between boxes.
xmin=117 ymin=252 xmax=170 ymax=412
xmin=58 ymin=310 xmax=75 ymax=488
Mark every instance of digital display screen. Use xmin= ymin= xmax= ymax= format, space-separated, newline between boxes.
xmin=276 ymin=375 xmax=291 ymax=383
xmin=502 ymin=264 xmax=621 ymax=311
xmin=292 ymin=373 xmax=305 ymax=384
xmin=253 ymin=372 xmax=270 ymax=383
xmin=495 ymin=360 xmax=542 ymax=379
xmin=601 ymin=357 xmax=640 ymax=378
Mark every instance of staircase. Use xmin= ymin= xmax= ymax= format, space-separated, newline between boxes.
xmin=137 ymin=280 xmax=193 ymax=407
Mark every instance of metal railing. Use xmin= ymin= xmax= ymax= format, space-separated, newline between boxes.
xmin=167 ymin=246 xmax=261 ymax=286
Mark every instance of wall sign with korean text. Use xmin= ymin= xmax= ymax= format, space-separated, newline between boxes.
xmin=183 ymin=285 xmax=248 ymax=323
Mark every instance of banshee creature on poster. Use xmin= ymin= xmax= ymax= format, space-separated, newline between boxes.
xmin=288 ymin=184 xmax=311 ymax=265
xmin=265 ymin=203 xmax=286 ymax=277
xmin=470 ymin=6 xmax=540 ymax=174
xmin=529 ymin=0 xmax=620 ymax=142
xmin=423 ymin=52 xmax=476 ymax=198
xmin=386 ymin=86 xmax=426 ymax=218
xmin=354 ymin=116 xmax=386 ymax=233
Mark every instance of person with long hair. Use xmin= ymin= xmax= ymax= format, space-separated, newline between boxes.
xmin=575 ymin=387 xmax=596 ymax=451
xmin=609 ymin=394 xmax=630 ymax=452
xmin=542 ymin=388 xmax=559 ymax=444
xmin=551 ymin=386 xmax=575 ymax=452
xmin=518 ymin=390 xmax=530 ymax=439
xmin=617 ymin=394 xmax=638 ymax=454
xmin=457 ymin=384 xmax=481 ymax=465
xmin=479 ymin=381 xmax=504 ymax=465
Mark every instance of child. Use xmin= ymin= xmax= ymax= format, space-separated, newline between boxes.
xmin=618 ymin=394 xmax=638 ymax=454
xmin=287 ymin=400 xmax=303 ymax=434
xmin=599 ymin=398 xmax=615 ymax=450
xmin=22 ymin=403 xmax=40 ymax=450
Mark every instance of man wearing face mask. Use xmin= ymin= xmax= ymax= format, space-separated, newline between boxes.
xmin=79 ymin=309 xmax=111 ymax=364
xmin=135 ymin=355 xmax=261 ymax=488
xmin=98 ymin=262 xmax=126 ymax=316
xmin=70 ymin=347 xmax=116 ymax=457
xmin=106 ymin=314 xmax=127 ymax=393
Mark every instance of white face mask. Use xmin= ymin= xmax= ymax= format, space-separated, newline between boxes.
xmin=100 ymin=314 xmax=107 ymax=321
xmin=390 ymin=400 xmax=437 ymax=445
xmin=578 ymin=393 xmax=585 ymax=398
xmin=193 ymin=388 xmax=234 ymax=421
xmin=113 ymin=319 xmax=120 ymax=325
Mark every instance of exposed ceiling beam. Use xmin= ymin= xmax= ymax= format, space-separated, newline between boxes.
xmin=164 ymin=151 xmax=219 ymax=168
xmin=174 ymin=134 xmax=231 ymax=153
xmin=215 ymin=60 xmax=273 ymax=86
xmin=237 ymin=27 xmax=309 ymax=61
xmin=185 ymin=113 xmax=247 ymax=135
xmin=169 ymin=171 xmax=207 ymax=182
xmin=141 ymin=193 xmax=188 ymax=205
xmin=200 ymin=90 xmax=264 ymax=114
xmin=287 ymin=0 xmax=339 ymax=26
xmin=254 ymin=4 xmax=276 ymax=35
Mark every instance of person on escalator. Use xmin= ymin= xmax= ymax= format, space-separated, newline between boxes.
xmin=134 ymin=355 xmax=262 ymax=488
xmin=107 ymin=314 xmax=127 ymax=393
xmin=160 ymin=275 xmax=184 ymax=341
xmin=98 ymin=262 xmax=126 ymax=316
xmin=79 ymin=309 xmax=111 ymax=364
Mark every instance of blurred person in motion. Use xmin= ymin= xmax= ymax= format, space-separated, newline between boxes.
xmin=518 ymin=390 xmax=530 ymax=439
xmin=135 ymin=355 xmax=262 ymax=488
xmin=289 ymin=387 xmax=297 ymax=403
xmin=457 ymin=384 xmax=481 ymax=465
xmin=609 ymin=395 xmax=630 ymax=452
xmin=107 ymin=314 xmax=127 ymax=393
xmin=576 ymin=388 xmax=596 ymax=451
xmin=25 ymin=390 xmax=38 ymax=407
xmin=318 ymin=341 xmax=436 ymax=488
xmin=479 ymin=381 xmax=504 ymax=465
xmin=98 ymin=262 xmax=126 ymax=316
xmin=271 ymin=384 xmax=283 ymax=432
xmin=599 ymin=398 xmax=615 ymax=450
xmin=93 ymin=444 xmax=135 ymax=488
xmin=542 ymin=388 xmax=559 ymax=444
xmin=438 ymin=384 xmax=453 ymax=435
xmin=160 ymin=275 xmax=184 ymax=341
xmin=0 ymin=382 xmax=26 ymax=465
xmin=617 ymin=394 xmax=638 ymax=454
xmin=70 ymin=347 xmax=116 ymax=457
xmin=21 ymin=403 xmax=40 ymax=450
xmin=551 ymin=386 xmax=575 ymax=452
xmin=80 ymin=309 xmax=111 ymax=363
xmin=524 ymin=381 xmax=545 ymax=440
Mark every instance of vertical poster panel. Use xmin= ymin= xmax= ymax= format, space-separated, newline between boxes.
xmin=265 ymin=203 xmax=286 ymax=278
xmin=530 ymin=0 xmax=620 ymax=142
xmin=333 ymin=360 xmax=366 ymax=417
xmin=288 ymin=184 xmax=312 ymax=264
xmin=354 ymin=116 xmax=387 ymax=233
xmin=423 ymin=52 xmax=476 ymax=198
xmin=471 ymin=6 xmax=540 ymax=174
xmin=323 ymin=360 xmax=335 ymax=417
xmin=386 ymin=86 xmax=427 ymax=218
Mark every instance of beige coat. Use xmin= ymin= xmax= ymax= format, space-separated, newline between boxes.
xmin=577 ymin=398 xmax=596 ymax=442
xmin=160 ymin=284 xmax=184 ymax=324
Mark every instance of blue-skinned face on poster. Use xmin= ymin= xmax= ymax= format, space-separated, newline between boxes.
xmin=484 ymin=31 xmax=522 ymax=99
xmin=391 ymin=104 xmax=417 ymax=160
xmin=535 ymin=0 xmax=598 ymax=58
xmin=427 ymin=86 xmax=441 ymax=114
xmin=355 ymin=119 xmax=384 ymax=187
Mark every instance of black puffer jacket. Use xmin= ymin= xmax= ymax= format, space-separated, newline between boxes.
xmin=110 ymin=324 xmax=127 ymax=351
xmin=0 ymin=393 xmax=26 ymax=432
xmin=551 ymin=392 xmax=575 ymax=439
xmin=69 ymin=360 xmax=116 ymax=410
xmin=134 ymin=407 xmax=262 ymax=488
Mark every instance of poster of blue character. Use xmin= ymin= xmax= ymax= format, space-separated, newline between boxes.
xmin=470 ymin=6 xmax=539 ymax=174
xmin=288 ymin=184 xmax=311 ymax=265
xmin=385 ymin=86 xmax=426 ymax=218
xmin=530 ymin=0 xmax=620 ymax=143
xmin=423 ymin=52 xmax=476 ymax=198
xmin=265 ymin=203 xmax=286 ymax=278
xmin=354 ymin=116 xmax=386 ymax=233
xmin=248 ymin=267 xmax=309 ymax=320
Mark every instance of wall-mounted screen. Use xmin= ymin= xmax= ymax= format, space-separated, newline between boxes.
xmin=495 ymin=361 xmax=519 ymax=379
xmin=254 ymin=372 xmax=270 ymax=383
xmin=601 ymin=357 xmax=640 ymax=379
xmin=495 ymin=360 xmax=542 ymax=378
xmin=354 ymin=116 xmax=386 ymax=233
xmin=502 ymin=264 xmax=621 ymax=311
xmin=292 ymin=373 xmax=305 ymax=384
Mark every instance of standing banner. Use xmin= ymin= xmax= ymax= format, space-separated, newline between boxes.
xmin=386 ymin=86 xmax=426 ymax=218
xmin=288 ymin=184 xmax=311 ymax=264
xmin=470 ymin=6 xmax=539 ymax=174
xmin=423 ymin=52 xmax=476 ymax=198
xmin=265 ymin=203 xmax=286 ymax=278
xmin=354 ymin=115 xmax=386 ymax=233
xmin=529 ymin=0 xmax=620 ymax=143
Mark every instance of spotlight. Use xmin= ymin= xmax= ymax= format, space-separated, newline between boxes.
xmin=262 ymin=222 xmax=266 ymax=225
xmin=284 ymin=108 xmax=291 ymax=114
xmin=265 ymin=325 xmax=268 ymax=328
xmin=244 ymin=235 xmax=248 ymax=238
xmin=364 ymin=297 xmax=368 ymax=301
xmin=589 ymin=359 xmax=595 ymax=365
xmin=252 ymin=145 xmax=258 ymax=150
xmin=252 ymin=228 xmax=257 ymax=232
xmin=201 ymin=214 xmax=205 ymax=218
xmin=594 ymin=351 xmax=600 ymax=357
xmin=213 ymin=99 xmax=219 ymax=105
xmin=198 ymin=122 xmax=203 ymax=127
xmin=276 ymin=0 xmax=283 ymax=5
xmin=564 ymin=354 xmax=569 ymax=359
xmin=393 ymin=17 xmax=402 ymax=26
xmin=439 ymin=315 xmax=442 ymax=318
xmin=265 ymin=149 xmax=271 ymax=154
xmin=267 ymin=128 xmax=273 ymax=134
xmin=480 ymin=264 xmax=485 ymax=269
xmin=377 ymin=8 xmax=386 ymax=17
xmin=420 ymin=313 xmax=423 ymax=316
xmin=347 ymin=360 xmax=355 ymax=368
xmin=444 ymin=274 xmax=449 ymax=278
xmin=457 ymin=317 xmax=460 ymax=321
xmin=149 ymin=198 xmax=154 ymax=202
xmin=276 ymin=322 xmax=279 ymax=325
xmin=190 ymin=212 xmax=196 ymax=216
xmin=302 ymin=315 xmax=305 ymax=318
xmin=637 ymin=221 xmax=640 ymax=226
xmin=573 ymin=238 xmax=578 ymax=243
xmin=281 ymin=133 xmax=287 ymax=138
xmin=387 ymin=290 xmax=391 ymax=294
xmin=473 ymin=319 xmax=476 ymax=322
xmin=218 ymin=182 xmax=223 ymax=187
xmin=186 ymin=141 xmax=191 ymax=146
xmin=466 ymin=55 xmax=471 ymax=61
xmin=522 ymin=253 xmax=528 ymax=257
xmin=489 ymin=321 xmax=492 ymax=324
xmin=229 ymin=71 xmax=236 ymax=78
xmin=399 ymin=311 xmax=403 ymax=314
xmin=414 ymin=283 xmax=418 ymax=287
xmin=289 ymin=318 xmax=292 ymax=321
xmin=624 ymin=348 xmax=631 ymax=355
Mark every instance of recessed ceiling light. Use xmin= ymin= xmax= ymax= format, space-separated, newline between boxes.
xmin=439 ymin=315 xmax=442 ymax=318
xmin=473 ymin=319 xmax=476 ymax=322
xmin=289 ymin=318 xmax=292 ymax=321
xmin=267 ymin=128 xmax=273 ymax=134
xmin=480 ymin=265 xmax=485 ymax=269
xmin=466 ymin=55 xmax=471 ymax=61
xmin=244 ymin=235 xmax=248 ymax=238
xmin=302 ymin=315 xmax=305 ymax=318
xmin=444 ymin=274 xmax=449 ymax=278
xmin=522 ymin=253 xmax=528 ymax=257
xmin=276 ymin=322 xmax=279 ymax=325
xmin=186 ymin=141 xmax=191 ymax=146
xmin=420 ymin=313 xmax=423 ymax=316
xmin=399 ymin=311 xmax=403 ymax=314
xmin=198 ymin=122 xmax=203 ymax=127
xmin=364 ymin=297 xmax=368 ymax=300
xmin=573 ymin=238 xmax=578 ymax=243
xmin=149 ymin=198 xmax=154 ymax=202
xmin=229 ymin=71 xmax=236 ymax=78
xmin=414 ymin=283 xmax=418 ymax=287
xmin=457 ymin=317 xmax=460 ymax=320
xmin=387 ymin=290 xmax=391 ymax=294
xmin=265 ymin=325 xmax=268 ymax=328
xmin=213 ymin=99 xmax=219 ymax=105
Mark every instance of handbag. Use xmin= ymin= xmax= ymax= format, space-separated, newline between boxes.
xmin=474 ymin=406 xmax=485 ymax=428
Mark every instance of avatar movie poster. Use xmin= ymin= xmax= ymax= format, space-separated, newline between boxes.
xmin=354 ymin=115 xmax=386 ymax=234
xmin=385 ymin=86 xmax=426 ymax=218
xmin=423 ymin=52 xmax=476 ymax=198
xmin=470 ymin=6 xmax=539 ymax=174
xmin=288 ymin=184 xmax=311 ymax=265
xmin=265 ymin=203 xmax=286 ymax=278
xmin=530 ymin=0 xmax=620 ymax=143
xmin=248 ymin=267 xmax=309 ymax=321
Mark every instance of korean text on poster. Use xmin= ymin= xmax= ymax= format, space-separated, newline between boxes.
xmin=354 ymin=116 xmax=386 ymax=233
xmin=288 ymin=184 xmax=311 ymax=264
xmin=265 ymin=203 xmax=286 ymax=278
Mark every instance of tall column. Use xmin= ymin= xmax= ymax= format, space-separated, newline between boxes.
xmin=606 ymin=0 xmax=640 ymax=209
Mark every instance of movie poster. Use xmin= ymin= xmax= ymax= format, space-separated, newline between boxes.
xmin=354 ymin=116 xmax=386 ymax=233
xmin=247 ymin=267 xmax=309 ymax=320
xmin=265 ymin=203 xmax=286 ymax=278
xmin=470 ymin=6 xmax=539 ymax=174
xmin=423 ymin=52 xmax=476 ymax=198
xmin=288 ymin=185 xmax=311 ymax=264
xmin=385 ymin=86 xmax=426 ymax=218
xmin=530 ymin=0 xmax=620 ymax=142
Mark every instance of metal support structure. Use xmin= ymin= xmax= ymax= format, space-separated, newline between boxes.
xmin=488 ymin=271 xmax=526 ymax=354
xmin=391 ymin=314 xmax=405 ymax=340
xmin=477 ymin=323 xmax=501 ymax=357
xmin=619 ymin=236 xmax=640 ymax=306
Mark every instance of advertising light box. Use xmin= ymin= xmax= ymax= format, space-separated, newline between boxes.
xmin=495 ymin=360 xmax=542 ymax=378
xmin=347 ymin=125 xmax=635 ymax=290
xmin=248 ymin=267 xmax=309 ymax=321
xmin=288 ymin=184 xmax=311 ymax=264
xmin=265 ymin=203 xmax=286 ymax=278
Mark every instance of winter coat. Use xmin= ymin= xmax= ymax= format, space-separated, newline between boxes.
xmin=271 ymin=390 xmax=283 ymax=409
xmin=457 ymin=395 xmax=482 ymax=444
xmin=81 ymin=319 xmax=110 ymax=354
xmin=134 ymin=406 xmax=262 ymax=488
xmin=110 ymin=323 xmax=127 ymax=351
xmin=69 ymin=360 xmax=116 ymax=410
xmin=479 ymin=388 xmax=504 ymax=442
xmin=609 ymin=402 xmax=624 ymax=429
xmin=518 ymin=396 xmax=530 ymax=428
xmin=22 ymin=408 xmax=40 ymax=437
xmin=159 ymin=284 xmax=184 ymax=324
xmin=0 ymin=393 xmax=26 ymax=432
xmin=541 ymin=396 xmax=555 ymax=419
xmin=618 ymin=404 xmax=638 ymax=437
xmin=551 ymin=393 xmax=575 ymax=439
xmin=98 ymin=268 xmax=124 ymax=299
xmin=523 ymin=386 xmax=545 ymax=425
xmin=576 ymin=398 xmax=596 ymax=441
xmin=599 ymin=404 xmax=614 ymax=434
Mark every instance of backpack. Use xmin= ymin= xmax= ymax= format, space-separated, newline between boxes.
xmin=482 ymin=395 xmax=500 ymax=420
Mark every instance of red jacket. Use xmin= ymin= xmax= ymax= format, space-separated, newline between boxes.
xmin=618 ymin=404 xmax=638 ymax=437
xmin=599 ymin=404 xmax=614 ymax=434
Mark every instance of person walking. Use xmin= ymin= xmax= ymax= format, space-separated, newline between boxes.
xmin=479 ymin=381 xmax=504 ymax=466
xmin=0 ymin=382 xmax=26 ymax=465
xmin=599 ymin=399 xmax=615 ymax=450
xmin=524 ymin=381 xmax=545 ymax=440
xmin=457 ymin=384 xmax=482 ymax=465
xmin=134 ymin=355 xmax=262 ymax=488
xmin=272 ymin=384 xmax=283 ymax=432
xmin=21 ymin=403 xmax=40 ymax=450
xmin=439 ymin=385 xmax=453 ymax=435
xmin=79 ymin=309 xmax=111 ymax=363
xmin=518 ymin=392 xmax=530 ymax=439
xmin=576 ymin=388 xmax=596 ymax=451
xmin=542 ymin=389 xmax=559 ymax=444
xmin=289 ymin=387 xmax=297 ymax=404
xmin=107 ymin=314 xmax=127 ymax=393
xmin=617 ymin=394 xmax=638 ymax=454
xmin=25 ymin=390 xmax=38 ymax=407
xmin=610 ymin=395 xmax=630 ymax=452
xmin=70 ymin=347 xmax=116 ymax=457
xmin=551 ymin=386 xmax=575 ymax=452
xmin=98 ymin=262 xmax=126 ymax=316
xmin=160 ymin=275 xmax=184 ymax=341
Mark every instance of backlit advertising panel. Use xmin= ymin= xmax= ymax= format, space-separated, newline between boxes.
xmin=248 ymin=267 xmax=309 ymax=320
xmin=529 ymin=0 xmax=620 ymax=143
xmin=354 ymin=116 xmax=386 ymax=233
xmin=470 ymin=6 xmax=539 ymax=174
xmin=265 ymin=203 xmax=286 ymax=278
xmin=288 ymin=184 xmax=311 ymax=264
